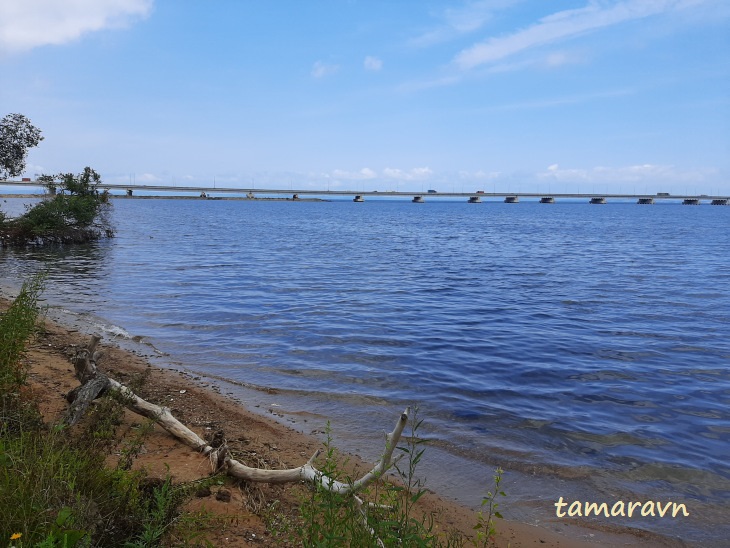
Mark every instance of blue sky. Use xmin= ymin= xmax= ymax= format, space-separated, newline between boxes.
xmin=1 ymin=0 xmax=729 ymax=194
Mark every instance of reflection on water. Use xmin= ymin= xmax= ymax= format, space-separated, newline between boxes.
xmin=1 ymin=197 xmax=729 ymax=544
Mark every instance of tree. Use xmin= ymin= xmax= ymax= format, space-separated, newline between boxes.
xmin=0 ymin=167 xmax=114 ymax=246
xmin=0 ymin=113 xmax=44 ymax=179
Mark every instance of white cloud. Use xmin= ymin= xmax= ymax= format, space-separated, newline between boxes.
xmin=136 ymin=172 xmax=163 ymax=183
xmin=0 ymin=0 xmax=152 ymax=54
xmin=332 ymin=168 xmax=377 ymax=180
xmin=383 ymin=167 xmax=433 ymax=181
xmin=454 ymin=0 xmax=709 ymax=70
xmin=458 ymin=169 xmax=501 ymax=180
xmin=410 ymin=0 xmax=521 ymax=47
xmin=544 ymin=50 xmax=577 ymax=68
xmin=364 ymin=56 xmax=382 ymax=71
xmin=538 ymin=163 xmax=716 ymax=183
xmin=311 ymin=60 xmax=339 ymax=78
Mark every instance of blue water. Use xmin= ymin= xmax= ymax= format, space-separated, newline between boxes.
xmin=2 ymin=198 xmax=729 ymax=544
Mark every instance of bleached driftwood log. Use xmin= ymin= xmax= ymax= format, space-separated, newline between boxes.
xmin=66 ymin=335 xmax=408 ymax=495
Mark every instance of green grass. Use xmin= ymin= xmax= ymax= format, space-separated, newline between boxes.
xmin=267 ymin=409 xmax=505 ymax=547
xmin=0 ymin=276 xmax=191 ymax=547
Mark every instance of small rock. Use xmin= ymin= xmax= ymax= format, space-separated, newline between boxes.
xmin=195 ymin=486 xmax=212 ymax=498
xmin=216 ymin=488 xmax=231 ymax=502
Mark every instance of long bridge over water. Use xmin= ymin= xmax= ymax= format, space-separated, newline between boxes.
xmin=3 ymin=179 xmax=729 ymax=205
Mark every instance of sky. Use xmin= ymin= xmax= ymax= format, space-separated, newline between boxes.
xmin=1 ymin=0 xmax=729 ymax=195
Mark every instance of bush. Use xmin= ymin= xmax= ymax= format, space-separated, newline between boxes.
xmin=0 ymin=278 xmax=191 ymax=546
xmin=0 ymin=167 xmax=114 ymax=246
xmin=277 ymin=411 xmax=479 ymax=547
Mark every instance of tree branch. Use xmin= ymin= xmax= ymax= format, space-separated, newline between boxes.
xmin=65 ymin=335 xmax=409 ymax=496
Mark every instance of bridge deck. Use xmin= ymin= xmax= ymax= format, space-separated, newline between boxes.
xmin=2 ymin=180 xmax=729 ymax=201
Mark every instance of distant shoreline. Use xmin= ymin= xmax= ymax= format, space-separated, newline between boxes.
xmin=0 ymin=193 xmax=328 ymax=202
xmin=111 ymin=195 xmax=328 ymax=202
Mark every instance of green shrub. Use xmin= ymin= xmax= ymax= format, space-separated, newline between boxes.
xmin=0 ymin=277 xmax=191 ymax=547
xmin=0 ymin=274 xmax=44 ymax=392
xmin=279 ymin=410 xmax=493 ymax=547
xmin=0 ymin=167 xmax=113 ymax=246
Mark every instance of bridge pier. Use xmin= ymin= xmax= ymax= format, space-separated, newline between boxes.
xmin=504 ymin=196 xmax=519 ymax=203
xmin=539 ymin=197 xmax=555 ymax=204
xmin=467 ymin=196 xmax=482 ymax=203
xmin=353 ymin=195 xmax=364 ymax=202
xmin=682 ymin=198 xmax=700 ymax=205
xmin=711 ymin=199 xmax=728 ymax=205
xmin=637 ymin=198 xmax=654 ymax=204
xmin=126 ymin=189 xmax=133 ymax=196
xmin=412 ymin=196 xmax=424 ymax=203
xmin=590 ymin=197 xmax=606 ymax=204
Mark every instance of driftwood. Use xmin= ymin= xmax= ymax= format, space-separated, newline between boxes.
xmin=63 ymin=335 xmax=108 ymax=426
xmin=65 ymin=335 xmax=409 ymax=496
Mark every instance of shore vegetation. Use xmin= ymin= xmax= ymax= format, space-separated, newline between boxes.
xmin=0 ymin=167 xmax=114 ymax=246
xmin=1 ymin=276 xmax=193 ymax=546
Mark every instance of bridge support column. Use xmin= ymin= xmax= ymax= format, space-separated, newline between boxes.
xmin=353 ymin=195 xmax=364 ymax=202
xmin=637 ymin=198 xmax=654 ymax=204
xmin=412 ymin=196 xmax=424 ymax=203
xmin=126 ymin=189 xmax=133 ymax=196
xmin=711 ymin=199 xmax=728 ymax=205
xmin=467 ymin=196 xmax=482 ymax=203
xmin=589 ymin=197 xmax=606 ymax=204
xmin=504 ymin=196 xmax=519 ymax=203
xmin=682 ymin=198 xmax=700 ymax=205
xmin=539 ymin=197 xmax=555 ymax=203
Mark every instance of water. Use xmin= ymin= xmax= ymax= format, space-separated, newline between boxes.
xmin=2 ymin=198 xmax=729 ymax=544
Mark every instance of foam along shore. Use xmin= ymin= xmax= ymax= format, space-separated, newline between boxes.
xmin=2 ymin=295 xmax=682 ymax=547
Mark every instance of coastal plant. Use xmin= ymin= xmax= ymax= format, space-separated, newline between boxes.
xmin=388 ymin=406 xmax=437 ymax=544
xmin=0 ymin=387 xmax=193 ymax=547
xmin=471 ymin=467 xmax=505 ymax=547
xmin=0 ymin=274 xmax=44 ymax=391
xmin=284 ymin=412 xmax=475 ymax=547
xmin=0 ymin=275 xmax=45 ymax=436
xmin=296 ymin=423 xmax=363 ymax=546
xmin=1 ymin=166 xmax=114 ymax=246
xmin=0 ymin=278 xmax=196 ymax=546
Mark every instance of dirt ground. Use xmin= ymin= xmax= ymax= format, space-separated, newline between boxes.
xmin=16 ymin=310 xmax=683 ymax=547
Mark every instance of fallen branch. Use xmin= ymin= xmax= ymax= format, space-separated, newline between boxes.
xmin=66 ymin=335 xmax=409 ymax=496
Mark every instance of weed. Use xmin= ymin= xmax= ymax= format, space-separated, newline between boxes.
xmin=281 ymin=410 xmax=496 ymax=547
xmin=472 ymin=467 xmax=506 ymax=547
xmin=0 ymin=274 xmax=44 ymax=391
xmin=0 ymin=278 xmax=194 ymax=546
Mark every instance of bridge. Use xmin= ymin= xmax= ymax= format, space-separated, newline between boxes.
xmin=2 ymin=179 xmax=729 ymax=205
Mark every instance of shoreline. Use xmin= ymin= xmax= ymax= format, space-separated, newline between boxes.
xmin=1 ymin=193 xmax=327 ymax=202
xmin=2 ymin=292 xmax=685 ymax=547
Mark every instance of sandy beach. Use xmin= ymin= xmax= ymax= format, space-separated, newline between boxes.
xmin=2 ymin=295 xmax=685 ymax=548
